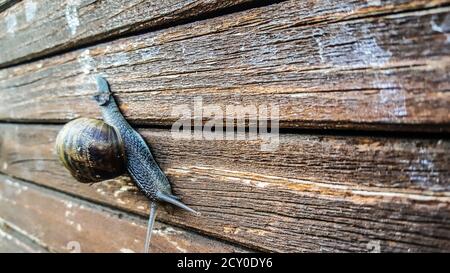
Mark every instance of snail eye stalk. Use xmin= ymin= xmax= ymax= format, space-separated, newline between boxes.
xmin=92 ymin=92 xmax=111 ymax=106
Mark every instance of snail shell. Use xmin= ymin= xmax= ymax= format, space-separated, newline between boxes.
xmin=55 ymin=118 xmax=126 ymax=183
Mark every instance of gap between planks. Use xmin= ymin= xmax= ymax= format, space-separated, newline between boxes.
xmin=0 ymin=120 xmax=448 ymax=139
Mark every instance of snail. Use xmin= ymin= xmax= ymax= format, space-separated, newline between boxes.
xmin=56 ymin=76 xmax=198 ymax=252
xmin=55 ymin=118 xmax=126 ymax=183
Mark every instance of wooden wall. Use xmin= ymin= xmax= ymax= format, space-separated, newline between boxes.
xmin=0 ymin=0 xmax=449 ymax=252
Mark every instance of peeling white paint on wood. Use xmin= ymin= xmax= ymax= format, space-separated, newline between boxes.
xmin=113 ymin=52 xmax=129 ymax=66
xmin=4 ymin=179 xmax=28 ymax=193
xmin=431 ymin=14 xmax=450 ymax=43
xmin=367 ymin=0 xmax=381 ymax=6
xmin=64 ymin=200 xmax=74 ymax=209
xmin=312 ymin=21 xmax=394 ymax=68
xmin=78 ymin=49 xmax=97 ymax=74
xmin=139 ymin=46 xmax=160 ymax=60
xmin=113 ymin=185 xmax=134 ymax=197
xmin=95 ymin=188 xmax=106 ymax=195
xmin=5 ymin=14 xmax=17 ymax=34
xmin=25 ymin=0 xmax=38 ymax=22
xmin=119 ymin=248 xmax=135 ymax=253
xmin=372 ymin=71 xmax=408 ymax=120
xmin=65 ymin=0 xmax=80 ymax=36
xmin=153 ymin=227 xmax=188 ymax=253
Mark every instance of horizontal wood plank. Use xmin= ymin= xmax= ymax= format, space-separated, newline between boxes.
xmin=0 ymin=0 xmax=18 ymax=12
xmin=0 ymin=0 xmax=449 ymax=132
xmin=0 ymin=219 xmax=47 ymax=253
xmin=0 ymin=174 xmax=247 ymax=253
xmin=0 ymin=235 xmax=33 ymax=253
xmin=0 ymin=123 xmax=448 ymax=252
xmin=0 ymin=0 xmax=254 ymax=67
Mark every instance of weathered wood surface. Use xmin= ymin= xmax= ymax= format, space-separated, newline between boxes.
xmin=0 ymin=175 xmax=247 ymax=253
xmin=0 ymin=218 xmax=47 ymax=253
xmin=0 ymin=233 xmax=34 ymax=253
xmin=0 ymin=0 xmax=10 ymax=8
xmin=0 ymin=0 xmax=255 ymax=67
xmin=0 ymin=0 xmax=18 ymax=12
xmin=0 ymin=0 xmax=449 ymax=132
xmin=0 ymin=123 xmax=448 ymax=252
xmin=0 ymin=231 xmax=44 ymax=253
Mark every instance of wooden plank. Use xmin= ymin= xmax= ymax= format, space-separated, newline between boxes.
xmin=0 ymin=0 xmax=10 ymax=7
xmin=0 ymin=123 xmax=448 ymax=252
xmin=0 ymin=0 xmax=255 ymax=67
xmin=0 ymin=231 xmax=40 ymax=253
xmin=0 ymin=175 xmax=248 ymax=253
xmin=1 ymin=0 xmax=449 ymax=132
xmin=0 ymin=0 xmax=19 ymax=12
xmin=0 ymin=219 xmax=47 ymax=253
xmin=0 ymin=235 xmax=32 ymax=253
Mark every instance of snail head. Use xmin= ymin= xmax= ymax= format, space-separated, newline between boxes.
xmin=93 ymin=76 xmax=112 ymax=106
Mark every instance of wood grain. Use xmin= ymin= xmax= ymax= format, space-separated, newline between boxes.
xmin=0 ymin=0 xmax=255 ymax=67
xmin=0 ymin=235 xmax=33 ymax=253
xmin=0 ymin=123 xmax=448 ymax=252
xmin=0 ymin=174 xmax=247 ymax=253
xmin=0 ymin=0 xmax=449 ymax=132
xmin=0 ymin=219 xmax=47 ymax=253
xmin=0 ymin=0 xmax=18 ymax=12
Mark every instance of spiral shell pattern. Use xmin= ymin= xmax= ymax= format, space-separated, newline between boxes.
xmin=55 ymin=118 xmax=126 ymax=182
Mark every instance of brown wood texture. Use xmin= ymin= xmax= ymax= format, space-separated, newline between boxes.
xmin=0 ymin=232 xmax=43 ymax=253
xmin=0 ymin=0 xmax=449 ymax=132
xmin=0 ymin=234 xmax=34 ymax=253
xmin=0 ymin=175 xmax=247 ymax=253
xmin=0 ymin=123 xmax=448 ymax=252
xmin=0 ymin=219 xmax=47 ymax=253
xmin=0 ymin=0 xmax=255 ymax=67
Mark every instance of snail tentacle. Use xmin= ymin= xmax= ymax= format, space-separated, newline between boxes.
xmin=144 ymin=201 xmax=158 ymax=253
xmin=157 ymin=192 xmax=199 ymax=215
